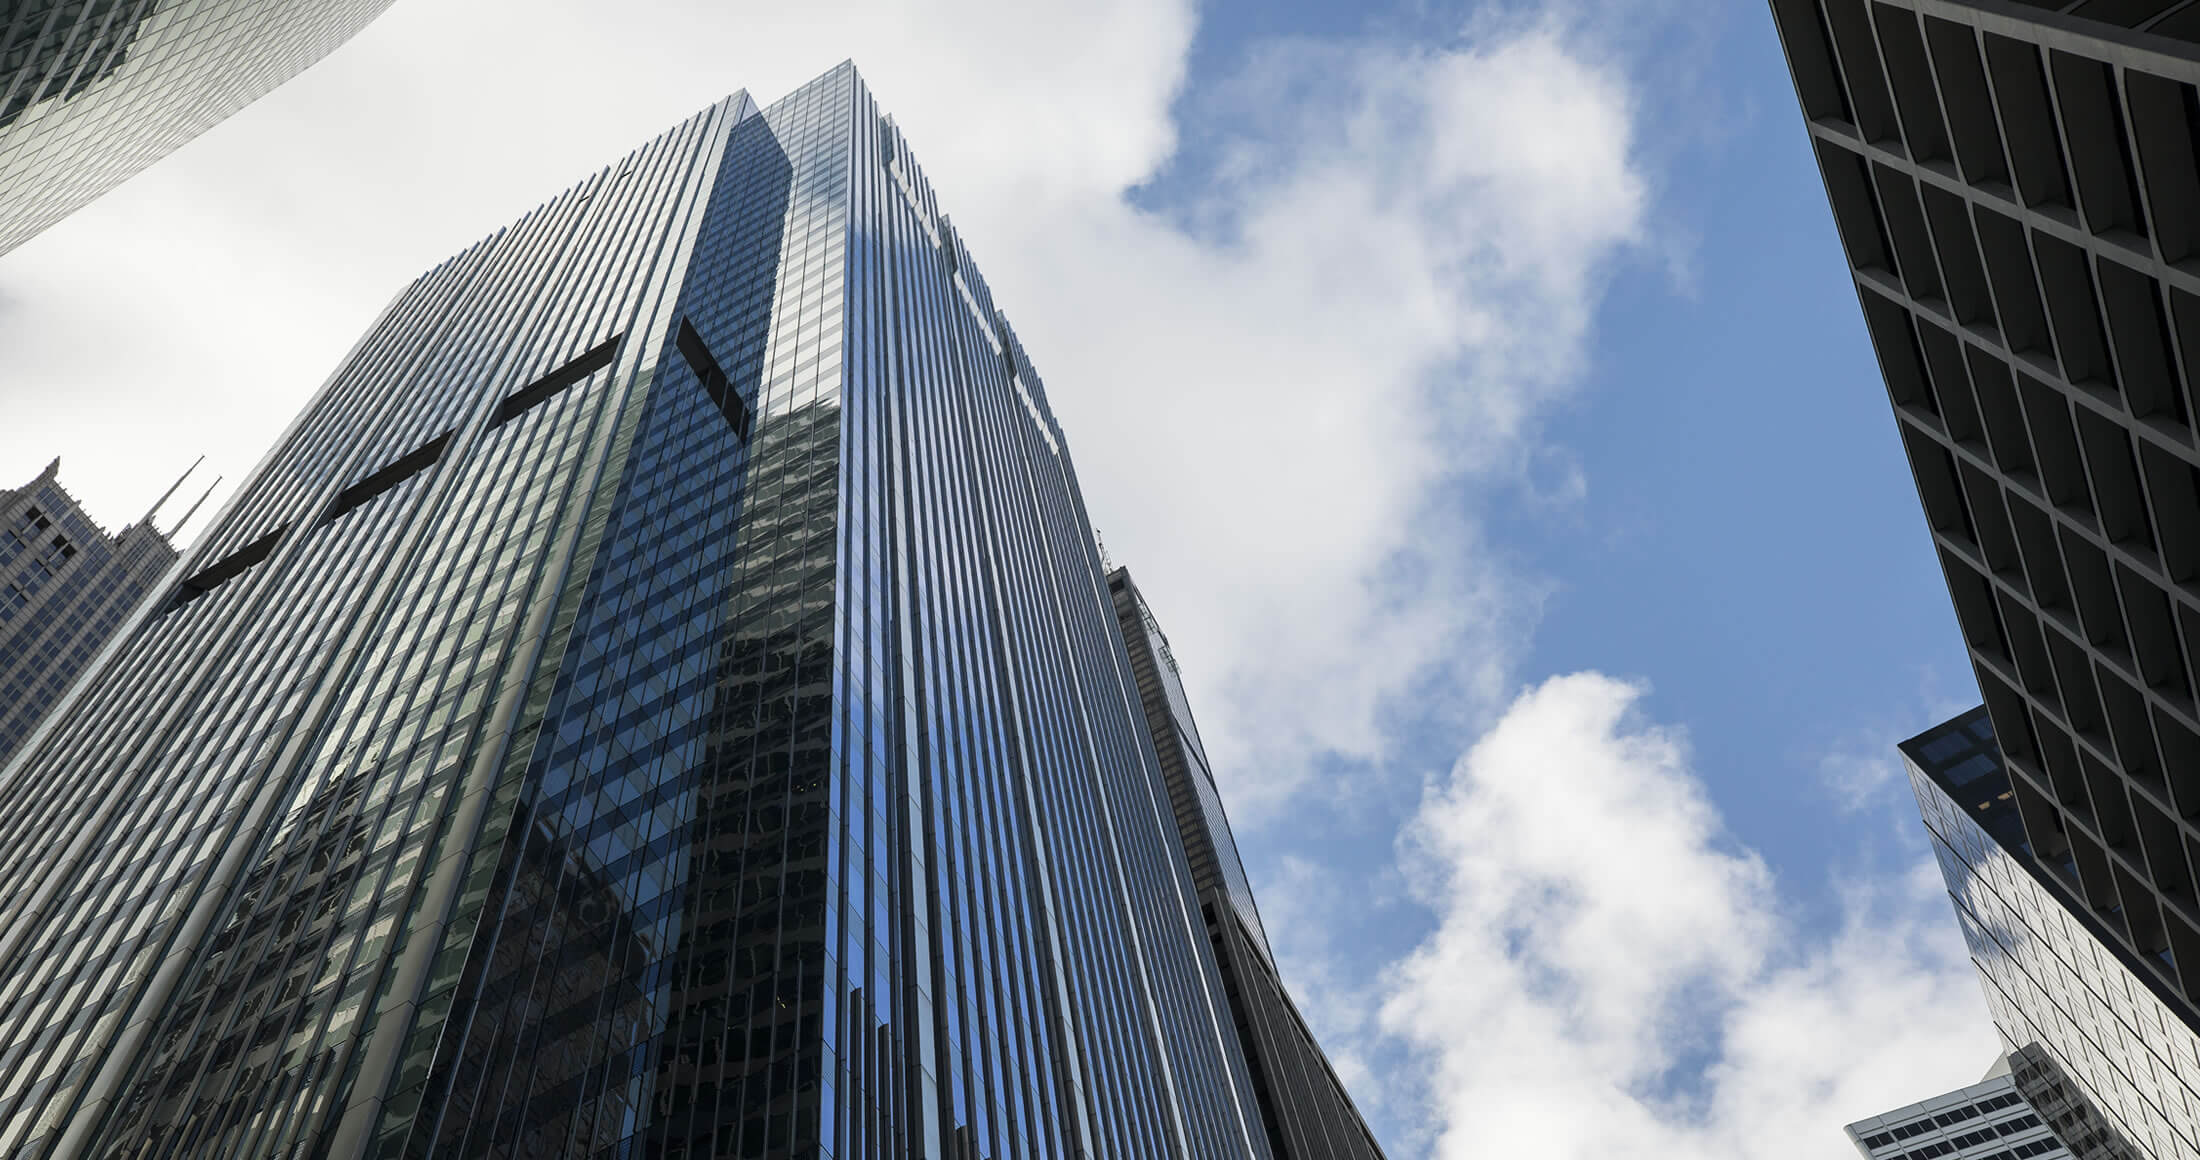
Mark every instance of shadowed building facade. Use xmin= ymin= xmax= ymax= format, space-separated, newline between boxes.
xmin=0 ymin=65 xmax=1290 ymax=1159
xmin=1106 ymin=567 xmax=1386 ymax=1160
xmin=0 ymin=457 xmax=199 ymax=768
xmin=0 ymin=0 xmax=393 ymax=256
xmin=1769 ymin=0 xmax=2200 ymax=1133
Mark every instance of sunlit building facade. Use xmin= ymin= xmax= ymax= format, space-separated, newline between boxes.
xmin=0 ymin=65 xmax=1283 ymax=1159
xmin=0 ymin=0 xmax=393 ymax=256
xmin=1906 ymin=709 xmax=2195 ymax=1159
xmin=1844 ymin=1066 xmax=2069 ymax=1160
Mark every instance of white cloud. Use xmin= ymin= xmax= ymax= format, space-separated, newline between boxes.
xmin=0 ymin=3 xmax=1644 ymax=821
xmin=0 ymin=3 xmax=2001 ymax=1155
xmin=1818 ymin=672 xmax=1977 ymax=810
xmin=1002 ymin=24 xmax=1648 ymax=814
xmin=0 ymin=0 xmax=1202 ymax=538
xmin=1378 ymin=673 xmax=1999 ymax=1159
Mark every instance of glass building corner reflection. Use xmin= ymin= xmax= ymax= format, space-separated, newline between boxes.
xmin=1905 ymin=709 xmax=2199 ymax=1160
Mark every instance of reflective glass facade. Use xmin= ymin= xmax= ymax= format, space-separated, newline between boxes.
xmin=0 ymin=65 xmax=1275 ymax=1159
xmin=0 ymin=0 xmax=393 ymax=256
xmin=1106 ymin=567 xmax=1386 ymax=1160
xmin=1907 ymin=709 xmax=2199 ymax=1159
xmin=0 ymin=458 xmax=178 ymax=769
xmin=1106 ymin=569 xmax=1267 ymax=960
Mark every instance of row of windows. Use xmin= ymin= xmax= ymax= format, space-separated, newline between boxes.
xmin=1973 ymin=1139 xmax=2064 ymax=1160
xmin=1866 ymin=1091 xmax=2030 ymax=1146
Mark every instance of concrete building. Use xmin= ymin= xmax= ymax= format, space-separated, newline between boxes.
xmin=0 ymin=457 xmax=202 ymax=767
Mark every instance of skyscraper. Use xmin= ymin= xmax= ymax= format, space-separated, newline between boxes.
xmin=1107 ymin=567 xmax=1387 ymax=1160
xmin=0 ymin=0 xmax=394 ymax=257
xmin=0 ymin=64 xmax=1295 ymax=1159
xmin=1768 ymin=0 xmax=2200 ymax=1036
xmin=1843 ymin=1063 xmax=2070 ymax=1160
xmin=0 ymin=456 xmax=202 ymax=768
xmin=1902 ymin=709 xmax=2178 ymax=1159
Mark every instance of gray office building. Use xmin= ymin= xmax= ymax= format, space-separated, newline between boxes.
xmin=1108 ymin=567 xmax=1386 ymax=1160
xmin=1844 ymin=1064 xmax=2069 ymax=1160
xmin=0 ymin=456 xmax=199 ymax=768
xmin=0 ymin=0 xmax=394 ymax=256
xmin=0 ymin=64 xmax=1323 ymax=1159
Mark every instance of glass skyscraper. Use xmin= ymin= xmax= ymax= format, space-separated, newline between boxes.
xmin=0 ymin=0 xmax=393 ymax=256
xmin=1904 ymin=710 xmax=2188 ymax=1160
xmin=0 ymin=64 xmax=1314 ymax=1159
xmin=1107 ymin=567 xmax=1386 ymax=1160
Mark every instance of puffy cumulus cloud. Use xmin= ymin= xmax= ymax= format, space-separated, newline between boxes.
xmin=996 ymin=27 xmax=1648 ymax=813
xmin=1379 ymin=674 xmax=1999 ymax=1158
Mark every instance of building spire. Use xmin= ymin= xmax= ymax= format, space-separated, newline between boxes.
xmin=140 ymin=456 xmax=203 ymax=530
xmin=168 ymin=476 xmax=221 ymax=540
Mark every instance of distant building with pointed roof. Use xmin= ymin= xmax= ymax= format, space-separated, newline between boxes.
xmin=0 ymin=457 xmax=199 ymax=768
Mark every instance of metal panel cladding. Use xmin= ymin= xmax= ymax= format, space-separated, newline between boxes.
xmin=1769 ymin=0 xmax=2200 ymax=1054
xmin=0 ymin=0 xmax=394 ymax=256
xmin=0 ymin=63 xmax=1274 ymax=1159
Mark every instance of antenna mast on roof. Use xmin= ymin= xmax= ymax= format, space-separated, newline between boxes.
xmin=168 ymin=475 xmax=221 ymax=540
xmin=140 ymin=456 xmax=203 ymax=530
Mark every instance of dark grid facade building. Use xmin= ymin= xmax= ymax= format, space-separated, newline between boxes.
xmin=1844 ymin=1067 xmax=2070 ymax=1160
xmin=0 ymin=0 xmax=393 ymax=256
xmin=0 ymin=457 xmax=183 ymax=769
xmin=1771 ymin=0 xmax=2200 ymax=1040
xmin=1902 ymin=708 xmax=2191 ymax=1159
xmin=0 ymin=65 xmax=1279 ymax=1160
xmin=1107 ymin=568 xmax=1386 ymax=1160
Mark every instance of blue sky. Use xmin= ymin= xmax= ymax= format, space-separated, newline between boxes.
xmin=0 ymin=0 xmax=2011 ymax=1155
xmin=1134 ymin=0 xmax=1999 ymax=1151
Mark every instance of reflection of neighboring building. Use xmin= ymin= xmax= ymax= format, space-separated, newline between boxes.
xmin=0 ymin=456 xmax=200 ymax=768
xmin=0 ymin=0 xmax=149 ymax=130
xmin=1903 ymin=709 xmax=2188 ymax=1159
xmin=1109 ymin=567 xmax=1387 ymax=1160
xmin=0 ymin=0 xmax=395 ymax=256
xmin=0 ymin=63 xmax=1340 ymax=1160
xmin=1844 ymin=1065 xmax=2070 ymax=1160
